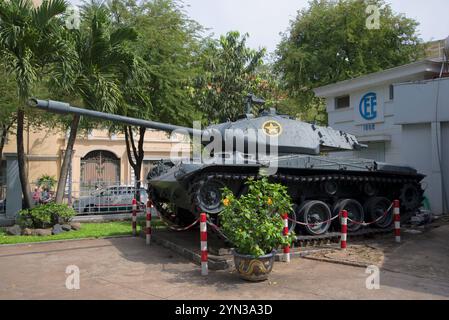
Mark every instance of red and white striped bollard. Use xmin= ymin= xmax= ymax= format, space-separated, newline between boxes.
xmin=200 ymin=213 xmax=208 ymax=276
xmin=146 ymin=200 xmax=152 ymax=245
xmin=132 ymin=198 xmax=137 ymax=237
xmin=282 ymin=213 xmax=290 ymax=263
xmin=340 ymin=210 xmax=348 ymax=250
xmin=394 ymin=200 xmax=401 ymax=243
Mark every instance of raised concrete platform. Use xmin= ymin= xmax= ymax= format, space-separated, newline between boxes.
xmin=140 ymin=227 xmax=339 ymax=270
xmin=143 ymin=228 xmax=233 ymax=271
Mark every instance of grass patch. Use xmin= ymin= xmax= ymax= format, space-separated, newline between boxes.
xmin=0 ymin=220 xmax=166 ymax=245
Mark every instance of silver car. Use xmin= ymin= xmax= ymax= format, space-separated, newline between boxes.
xmin=74 ymin=186 xmax=148 ymax=215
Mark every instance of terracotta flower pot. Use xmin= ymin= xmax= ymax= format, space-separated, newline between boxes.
xmin=233 ymin=250 xmax=276 ymax=282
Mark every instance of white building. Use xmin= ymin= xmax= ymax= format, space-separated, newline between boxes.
xmin=314 ymin=58 xmax=449 ymax=215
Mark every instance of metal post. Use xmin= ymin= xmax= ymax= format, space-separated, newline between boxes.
xmin=282 ymin=213 xmax=291 ymax=263
xmin=146 ymin=200 xmax=152 ymax=245
xmin=200 ymin=213 xmax=208 ymax=276
xmin=394 ymin=200 xmax=401 ymax=243
xmin=340 ymin=210 xmax=348 ymax=250
xmin=132 ymin=198 xmax=137 ymax=237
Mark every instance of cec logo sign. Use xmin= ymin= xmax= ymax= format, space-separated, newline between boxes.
xmin=359 ymin=92 xmax=377 ymax=121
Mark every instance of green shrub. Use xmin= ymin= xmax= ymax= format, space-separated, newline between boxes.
xmin=219 ymin=177 xmax=296 ymax=257
xmin=18 ymin=203 xmax=76 ymax=229
xmin=36 ymin=174 xmax=57 ymax=191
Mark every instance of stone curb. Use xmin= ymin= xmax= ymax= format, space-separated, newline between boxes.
xmin=0 ymin=235 xmax=133 ymax=247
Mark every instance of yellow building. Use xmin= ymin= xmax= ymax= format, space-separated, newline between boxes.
xmin=0 ymin=125 xmax=189 ymax=222
xmin=2 ymin=126 xmax=189 ymax=188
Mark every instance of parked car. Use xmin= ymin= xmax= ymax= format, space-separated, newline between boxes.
xmin=73 ymin=186 xmax=148 ymax=215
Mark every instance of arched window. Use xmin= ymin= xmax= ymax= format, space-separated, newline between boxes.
xmin=81 ymin=150 xmax=120 ymax=188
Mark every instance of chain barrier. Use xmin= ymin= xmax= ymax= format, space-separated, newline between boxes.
xmin=152 ymin=204 xmax=200 ymax=232
xmin=347 ymin=203 xmax=394 ymax=226
xmin=149 ymin=200 xmax=395 ymax=234
xmin=287 ymin=202 xmax=394 ymax=228
xmin=288 ymin=211 xmax=341 ymax=227
xmin=206 ymin=219 xmax=231 ymax=242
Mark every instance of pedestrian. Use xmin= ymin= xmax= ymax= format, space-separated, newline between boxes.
xmin=32 ymin=187 xmax=41 ymax=206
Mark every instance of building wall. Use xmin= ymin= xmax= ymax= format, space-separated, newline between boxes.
xmin=394 ymin=78 xmax=449 ymax=214
xmin=400 ymin=122 xmax=449 ymax=214
xmin=327 ymin=83 xmax=408 ymax=165
xmin=3 ymin=127 xmax=64 ymax=187
xmin=323 ymin=72 xmax=449 ymax=214
xmin=442 ymin=123 xmax=449 ymax=213
xmin=2 ymin=126 xmax=190 ymax=196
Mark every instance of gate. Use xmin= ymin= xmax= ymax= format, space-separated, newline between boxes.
xmin=80 ymin=150 xmax=120 ymax=189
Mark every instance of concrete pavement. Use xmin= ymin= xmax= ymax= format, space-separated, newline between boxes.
xmin=1 ymin=228 xmax=448 ymax=299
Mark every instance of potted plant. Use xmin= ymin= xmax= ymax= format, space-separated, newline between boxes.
xmin=219 ymin=177 xmax=295 ymax=281
xmin=36 ymin=174 xmax=57 ymax=192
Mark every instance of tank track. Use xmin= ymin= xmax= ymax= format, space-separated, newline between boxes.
xmin=188 ymin=171 xmax=423 ymax=234
xmin=152 ymin=169 xmax=423 ymax=243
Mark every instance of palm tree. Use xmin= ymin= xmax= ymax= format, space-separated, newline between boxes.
xmin=52 ymin=1 xmax=139 ymax=203
xmin=0 ymin=67 xmax=18 ymax=171
xmin=0 ymin=0 xmax=69 ymax=208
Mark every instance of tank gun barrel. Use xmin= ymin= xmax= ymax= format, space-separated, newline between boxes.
xmin=29 ymin=99 xmax=202 ymax=136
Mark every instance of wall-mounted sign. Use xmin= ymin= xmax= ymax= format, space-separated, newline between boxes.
xmin=359 ymin=92 xmax=377 ymax=120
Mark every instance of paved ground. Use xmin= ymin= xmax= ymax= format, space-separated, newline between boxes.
xmin=1 ymin=225 xmax=449 ymax=300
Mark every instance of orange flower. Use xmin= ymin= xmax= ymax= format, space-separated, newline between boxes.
xmin=267 ymin=198 xmax=273 ymax=206
xmin=223 ymin=198 xmax=231 ymax=207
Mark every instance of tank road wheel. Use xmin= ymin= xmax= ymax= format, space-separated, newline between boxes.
xmin=364 ymin=197 xmax=394 ymax=229
xmin=363 ymin=183 xmax=377 ymax=197
xmin=322 ymin=181 xmax=338 ymax=196
xmin=286 ymin=205 xmax=300 ymax=234
xmin=297 ymin=201 xmax=332 ymax=236
xmin=333 ymin=199 xmax=365 ymax=233
xmin=400 ymin=183 xmax=422 ymax=212
xmin=195 ymin=179 xmax=226 ymax=214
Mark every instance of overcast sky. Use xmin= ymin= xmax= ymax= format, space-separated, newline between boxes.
xmin=69 ymin=0 xmax=449 ymax=53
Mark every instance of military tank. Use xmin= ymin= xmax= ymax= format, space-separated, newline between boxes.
xmin=30 ymin=97 xmax=425 ymax=236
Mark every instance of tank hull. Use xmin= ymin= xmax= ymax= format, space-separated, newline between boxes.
xmin=148 ymin=154 xmax=425 ymax=235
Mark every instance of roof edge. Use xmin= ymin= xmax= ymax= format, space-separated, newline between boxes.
xmin=313 ymin=59 xmax=443 ymax=98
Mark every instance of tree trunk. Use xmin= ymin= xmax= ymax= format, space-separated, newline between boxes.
xmin=124 ymin=126 xmax=146 ymax=202
xmin=17 ymin=108 xmax=33 ymax=209
xmin=55 ymin=114 xmax=80 ymax=204
xmin=135 ymin=126 xmax=146 ymax=202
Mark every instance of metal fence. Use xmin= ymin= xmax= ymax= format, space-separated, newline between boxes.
xmin=65 ymin=180 xmax=148 ymax=216
xmin=25 ymin=180 xmax=149 ymax=216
